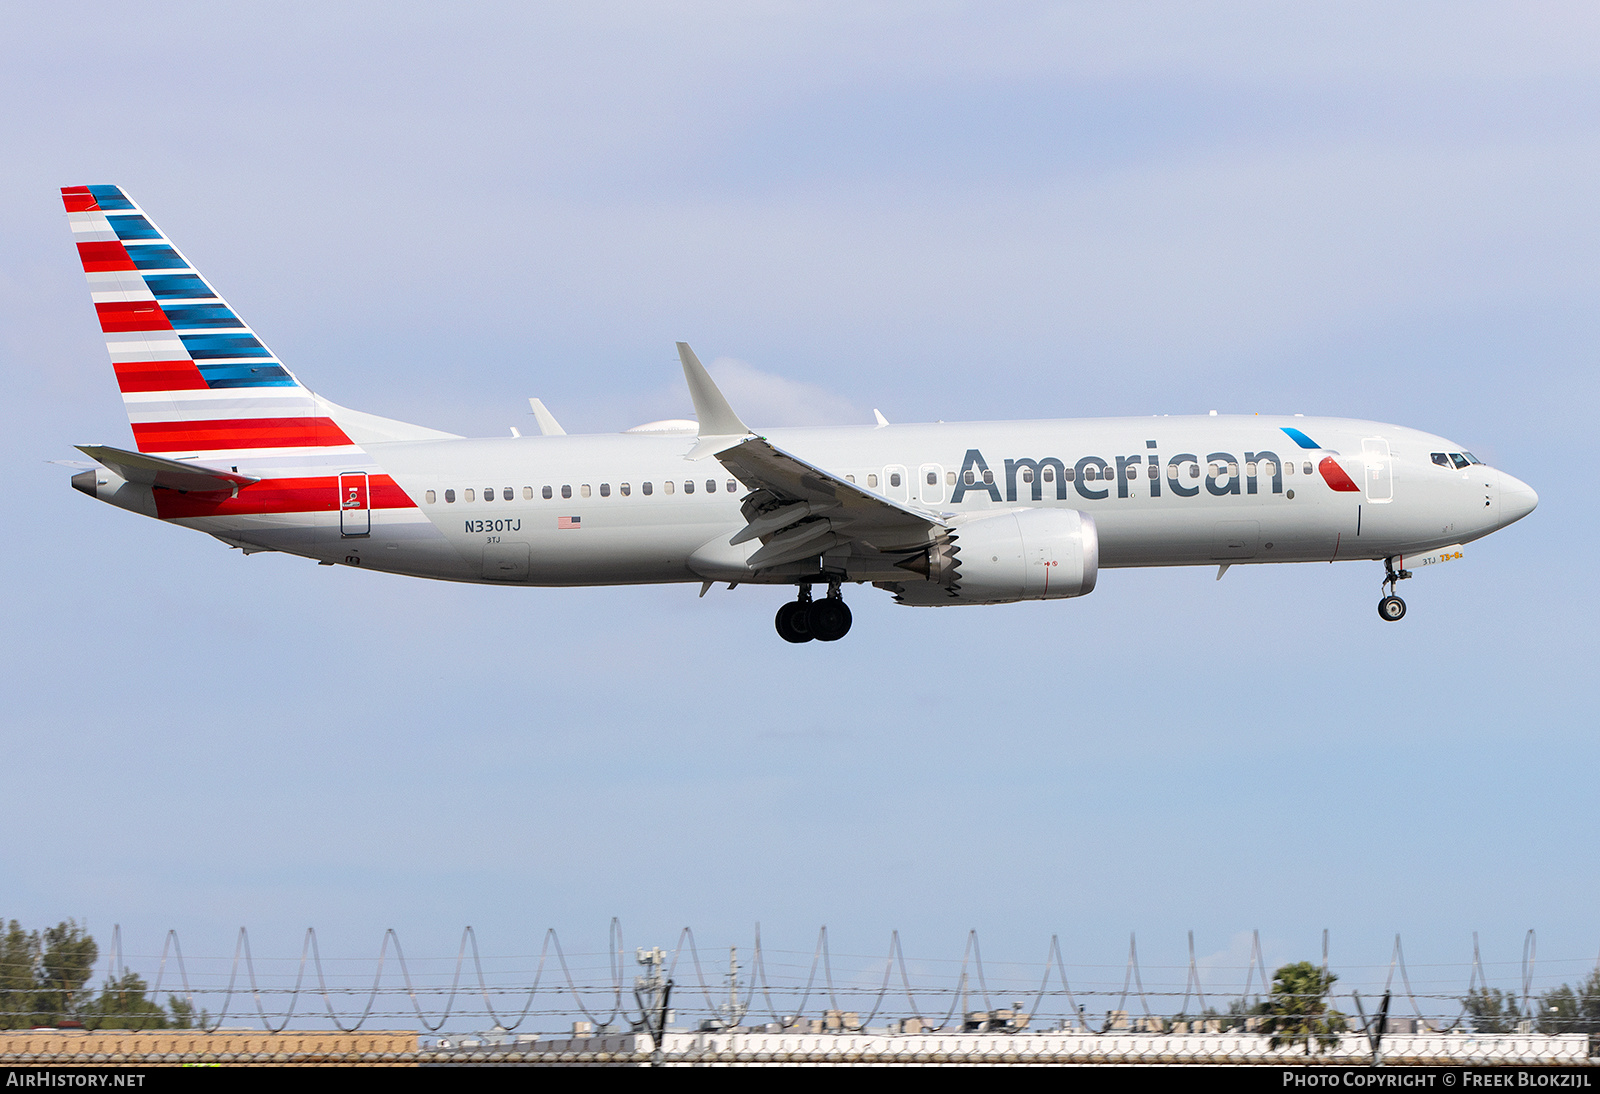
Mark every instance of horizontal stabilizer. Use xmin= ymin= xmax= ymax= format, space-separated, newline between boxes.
xmin=77 ymin=444 xmax=259 ymax=493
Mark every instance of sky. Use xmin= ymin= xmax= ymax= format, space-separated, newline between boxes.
xmin=2 ymin=2 xmax=1597 ymax=1029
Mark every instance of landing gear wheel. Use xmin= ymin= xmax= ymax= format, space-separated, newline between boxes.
xmin=1378 ymin=595 xmax=1407 ymax=622
xmin=806 ymin=598 xmax=853 ymax=642
xmin=775 ymin=600 xmax=813 ymax=643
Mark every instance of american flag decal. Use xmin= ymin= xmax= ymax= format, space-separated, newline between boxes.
xmin=558 ymin=516 xmax=581 ymax=529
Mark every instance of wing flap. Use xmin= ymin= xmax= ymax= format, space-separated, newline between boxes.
xmin=714 ymin=437 xmax=944 ymax=573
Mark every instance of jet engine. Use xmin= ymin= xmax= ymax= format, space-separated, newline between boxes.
xmin=881 ymin=508 xmax=1099 ymax=605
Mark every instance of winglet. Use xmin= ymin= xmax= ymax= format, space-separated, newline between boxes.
xmin=528 ymin=398 xmax=567 ymax=436
xmin=873 ymin=409 xmax=889 ymax=427
xmin=677 ymin=343 xmax=750 ymax=439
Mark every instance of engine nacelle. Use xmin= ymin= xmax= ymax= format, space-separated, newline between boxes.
xmin=883 ymin=509 xmax=1099 ymax=605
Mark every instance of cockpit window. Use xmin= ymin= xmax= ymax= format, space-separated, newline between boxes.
xmin=1463 ymin=452 xmax=1481 ymax=464
xmin=1431 ymin=453 xmax=1451 ymax=468
xmin=1450 ymin=453 xmax=1469 ymax=469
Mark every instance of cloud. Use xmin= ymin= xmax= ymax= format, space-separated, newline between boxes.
xmin=703 ymin=355 xmax=864 ymax=427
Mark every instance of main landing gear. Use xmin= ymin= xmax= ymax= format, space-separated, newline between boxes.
xmin=1378 ymin=556 xmax=1412 ymax=622
xmin=775 ymin=582 xmax=853 ymax=643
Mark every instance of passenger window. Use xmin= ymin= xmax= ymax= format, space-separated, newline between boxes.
xmin=620 ymin=482 xmax=631 ymax=496
xmin=1227 ymin=462 xmax=1237 ymax=476
xmin=684 ymin=481 xmax=695 ymax=494
xmin=706 ymin=480 xmax=716 ymax=493
xmin=1189 ymin=464 xmax=1200 ymax=479
xmin=485 ymin=487 xmax=496 ymax=502
xmin=1285 ymin=462 xmax=1294 ymax=475
xmin=869 ymin=474 xmax=880 ymax=487
xmin=1432 ymin=453 xmax=1451 ymax=468
xmin=522 ymin=487 xmax=533 ymax=500
xmin=581 ymin=484 xmax=591 ymax=498
xmin=542 ymin=486 xmax=553 ymax=499
xmin=982 ymin=470 xmax=994 ymax=485
xmin=961 ymin=471 xmax=973 ymax=486
xmin=1084 ymin=466 xmax=1098 ymax=481
xmin=1450 ymin=453 xmax=1469 ymax=469
xmin=502 ymin=487 xmax=511 ymax=501
xmin=890 ymin=472 xmax=901 ymax=487
xmin=946 ymin=471 xmax=956 ymax=485
xmin=664 ymin=481 xmax=674 ymax=494
xmin=1303 ymin=462 xmax=1313 ymax=476
xmin=926 ymin=471 xmax=937 ymax=485
xmin=1021 ymin=468 xmax=1034 ymax=483
xmin=445 ymin=489 xmax=456 ymax=503
xmin=465 ymin=488 xmax=476 ymax=502
xmin=1064 ymin=467 xmax=1076 ymax=481
xmin=643 ymin=482 xmax=653 ymax=495
xmin=561 ymin=485 xmax=571 ymax=499
xmin=600 ymin=483 xmax=610 ymax=497
xmin=1147 ymin=464 xmax=1158 ymax=479
xmin=727 ymin=479 xmax=736 ymax=492
xmin=425 ymin=490 xmax=436 ymax=504
xmin=846 ymin=475 xmax=856 ymax=484
xmin=1042 ymin=467 xmax=1054 ymax=482
xmin=1127 ymin=465 xmax=1137 ymax=479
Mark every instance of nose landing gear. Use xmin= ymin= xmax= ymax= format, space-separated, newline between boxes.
xmin=774 ymin=582 xmax=853 ymax=643
xmin=1378 ymin=557 xmax=1412 ymax=622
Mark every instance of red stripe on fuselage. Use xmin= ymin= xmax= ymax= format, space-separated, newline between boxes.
xmin=96 ymin=300 xmax=174 ymax=332
xmin=77 ymin=240 xmax=136 ymax=272
xmin=132 ymin=417 xmax=355 ymax=453
xmin=113 ymin=359 xmax=210 ymax=392
xmin=152 ymin=475 xmax=416 ymax=520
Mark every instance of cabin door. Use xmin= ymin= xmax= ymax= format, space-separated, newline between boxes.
xmin=339 ymin=472 xmax=370 ymax=537
xmin=1362 ymin=438 xmax=1393 ymax=503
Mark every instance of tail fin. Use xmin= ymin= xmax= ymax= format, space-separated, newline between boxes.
xmin=62 ymin=185 xmax=450 ymax=458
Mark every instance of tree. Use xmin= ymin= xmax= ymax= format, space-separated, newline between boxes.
xmin=1260 ymin=962 xmax=1346 ymax=1053
xmin=0 ymin=922 xmax=34 ymax=1029
xmin=0 ymin=920 xmax=98 ymax=1028
xmin=1222 ymin=995 xmax=1267 ymax=1033
xmin=33 ymin=921 xmax=98 ymax=1026
xmin=1464 ymin=986 xmax=1521 ymax=1034
xmin=81 ymin=971 xmax=167 ymax=1031
xmin=1536 ymin=969 xmax=1600 ymax=1037
xmin=167 ymin=996 xmax=210 ymax=1030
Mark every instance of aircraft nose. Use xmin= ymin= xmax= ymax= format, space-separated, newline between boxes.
xmin=1499 ymin=472 xmax=1538 ymax=527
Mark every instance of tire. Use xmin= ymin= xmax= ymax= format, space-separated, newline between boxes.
xmin=1378 ymin=595 xmax=1407 ymax=622
xmin=806 ymin=598 xmax=853 ymax=642
xmin=776 ymin=600 xmax=813 ymax=643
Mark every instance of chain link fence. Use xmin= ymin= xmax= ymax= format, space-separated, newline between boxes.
xmin=2 ymin=924 xmax=1596 ymax=1066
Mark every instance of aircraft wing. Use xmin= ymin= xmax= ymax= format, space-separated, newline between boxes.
xmin=713 ymin=436 xmax=946 ymax=571
xmin=77 ymin=444 xmax=260 ymax=495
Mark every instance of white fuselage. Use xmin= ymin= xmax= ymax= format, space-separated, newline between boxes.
xmin=143 ymin=414 xmax=1534 ymax=588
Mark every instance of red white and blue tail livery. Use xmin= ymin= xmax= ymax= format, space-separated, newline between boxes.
xmin=65 ymin=186 xmax=1538 ymax=641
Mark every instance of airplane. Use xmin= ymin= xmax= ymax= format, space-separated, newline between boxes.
xmin=61 ymin=185 xmax=1538 ymax=643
